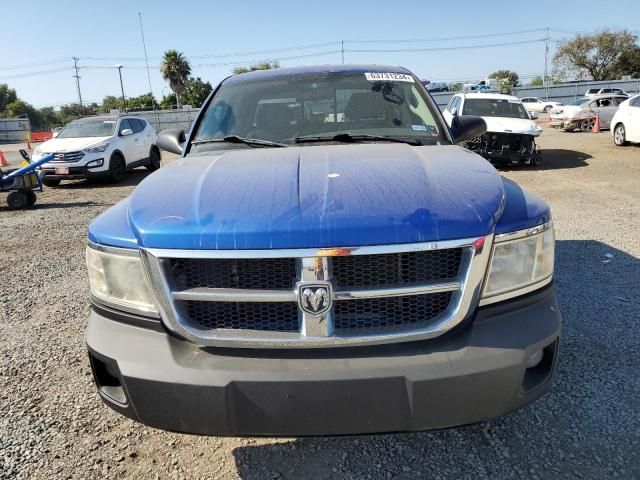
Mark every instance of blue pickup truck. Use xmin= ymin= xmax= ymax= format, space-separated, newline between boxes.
xmin=85 ymin=65 xmax=561 ymax=436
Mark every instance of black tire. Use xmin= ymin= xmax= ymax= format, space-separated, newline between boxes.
xmin=108 ymin=154 xmax=126 ymax=184
xmin=25 ymin=190 xmax=37 ymax=206
xmin=543 ymin=105 xmax=552 ymax=113
xmin=146 ymin=148 xmax=161 ymax=172
xmin=7 ymin=191 xmax=28 ymax=210
xmin=42 ymin=178 xmax=61 ymax=187
xmin=613 ymin=124 xmax=627 ymax=146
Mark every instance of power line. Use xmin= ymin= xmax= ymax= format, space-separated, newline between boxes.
xmin=0 ymin=67 xmax=71 ymax=79
xmin=0 ymin=58 xmax=71 ymax=71
xmin=346 ymin=28 xmax=547 ymax=44
xmin=346 ymin=38 xmax=546 ymax=53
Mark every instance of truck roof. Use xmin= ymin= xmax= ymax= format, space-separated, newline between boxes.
xmin=225 ymin=64 xmax=413 ymax=84
xmin=461 ymin=93 xmax=521 ymax=102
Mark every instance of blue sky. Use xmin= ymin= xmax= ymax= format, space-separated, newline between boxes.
xmin=2 ymin=0 xmax=639 ymax=108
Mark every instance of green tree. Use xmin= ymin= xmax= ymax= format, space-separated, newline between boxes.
xmin=0 ymin=83 xmax=18 ymax=112
xmin=232 ymin=60 xmax=280 ymax=75
xmin=553 ymin=29 xmax=639 ymax=81
xmin=126 ymin=92 xmax=158 ymax=111
xmin=529 ymin=76 xmax=544 ymax=87
xmin=613 ymin=45 xmax=640 ymax=78
xmin=58 ymin=103 xmax=98 ymax=124
xmin=160 ymin=50 xmax=191 ymax=108
xmin=181 ymin=77 xmax=213 ymax=107
xmin=160 ymin=93 xmax=177 ymax=109
xmin=488 ymin=70 xmax=519 ymax=89
xmin=101 ymin=95 xmax=122 ymax=112
xmin=449 ymin=82 xmax=463 ymax=92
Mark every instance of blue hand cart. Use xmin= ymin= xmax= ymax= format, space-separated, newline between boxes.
xmin=1 ymin=151 xmax=54 ymax=210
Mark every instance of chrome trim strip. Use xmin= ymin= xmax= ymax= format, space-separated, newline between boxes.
xmin=494 ymin=220 xmax=553 ymax=243
xmin=87 ymin=240 xmax=139 ymax=257
xmin=334 ymin=280 xmax=461 ymax=300
xmin=144 ymin=237 xmax=470 ymax=259
xmin=139 ymin=235 xmax=492 ymax=349
xmin=173 ymin=288 xmax=296 ymax=302
xmin=478 ymin=275 xmax=553 ymax=306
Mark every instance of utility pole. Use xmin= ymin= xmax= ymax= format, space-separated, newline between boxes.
xmin=341 ymin=40 xmax=344 ymax=64
xmin=544 ymin=27 xmax=549 ymax=100
xmin=116 ymin=65 xmax=126 ymax=111
xmin=138 ymin=12 xmax=160 ymax=126
xmin=72 ymin=57 xmax=83 ymax=106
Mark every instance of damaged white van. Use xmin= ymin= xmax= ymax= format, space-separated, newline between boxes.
xmin=443 ymin=93 xmax=543 ymax=166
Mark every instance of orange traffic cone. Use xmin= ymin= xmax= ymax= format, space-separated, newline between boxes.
xmin=592 ymin=114 xmax=601 ymax=133
xmin=0 ymin=150 xmax=7 ymax=167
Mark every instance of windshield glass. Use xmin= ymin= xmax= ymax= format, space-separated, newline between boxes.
xmin=462 ymin=98 xmax=530 ymax=119
xmin=57 ymin=119 xmax=116 ymax=138
xmin=192 ymin=70 xmax=447 ymax=150
xmin=567 ymin=98 xmax=589 ymax=106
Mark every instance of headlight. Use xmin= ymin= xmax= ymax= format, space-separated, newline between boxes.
xmin=84 ymin=143 xmax=109 ymax=153
xmin=481 ymin=222 xmax=554 ymax=304
xmin=86 ymin=246 xmax=158 ymax=314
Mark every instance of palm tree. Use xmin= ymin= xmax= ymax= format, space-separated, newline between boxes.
xmin=160 ymin=50 xmax=191 ymax=109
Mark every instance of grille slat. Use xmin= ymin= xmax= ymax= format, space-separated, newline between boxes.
xmin=169 ymin=258 xmax=296 ymax=290
xmin=332 ymin=249 xmax=462 ymax=288
xmin=182 ymin=301 xmax=299 ymax=331
xmin=52 ymin=151 xmax=85 ymax=163
xmin=334 ymin=292 xmax=453 ymax=330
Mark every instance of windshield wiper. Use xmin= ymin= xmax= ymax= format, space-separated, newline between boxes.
xmin=191 ymin=135 xmax=288 ymax=148
xmin=294 ymin=133 xmax=423 ymax=146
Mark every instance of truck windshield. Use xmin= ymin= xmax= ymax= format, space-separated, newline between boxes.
xmin=192 ymin=71 xmax=448 ymax=149
xmin=57 ymin=119 xmax=116 ymax=138
xmin=462 ymin=98 xmax=530 ymax=119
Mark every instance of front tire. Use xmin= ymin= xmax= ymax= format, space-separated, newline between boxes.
xmin=25 ymin=190 xmax=37 ymax=206
xmin=108 ymin=154 xmax=126 ymax=184
xmin=42 ymin=178 xmax=61 ymax=187
xmin=580 ymin=118 xmax=595 ymax=132
xmin=613 ymin=124 xmax=627 ymax=146
xmin=146 ymin=148 xmax=161 ymax=172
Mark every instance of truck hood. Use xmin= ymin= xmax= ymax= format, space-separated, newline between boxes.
xmin=124 ymin=144 xmax=505 ymax=249
xmin=37 ymin=136 xmax=111 ymax=153
xmin=482 ymin=117 xmax=542 ymax=136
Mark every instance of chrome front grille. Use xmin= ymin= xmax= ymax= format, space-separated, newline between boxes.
xmin=141 ymin=236 xmax=493 ymax=348
xmin=52 ymin=151 xmax=85 ymax=163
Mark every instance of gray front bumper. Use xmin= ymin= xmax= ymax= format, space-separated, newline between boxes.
xmin=86 ymin=286 xmax=561 ymax=436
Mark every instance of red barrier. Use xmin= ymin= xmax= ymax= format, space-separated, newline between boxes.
xmin=31 ymin=131 xmax=54 ymax=142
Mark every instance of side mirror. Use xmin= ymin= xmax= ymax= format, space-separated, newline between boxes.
xmin=120 ymin=128 xmax=133 ymax=136
xmin=158 ymin=129 xmax=186 ymax=155
xmin=450 ymin=115 xmax=487 ymax=143
xmin=530 ymin=111 xmax=539 ymax=120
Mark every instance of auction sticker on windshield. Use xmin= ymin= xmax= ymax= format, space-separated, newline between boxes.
xmin=365 ymin=72 xmax=414 ymax=82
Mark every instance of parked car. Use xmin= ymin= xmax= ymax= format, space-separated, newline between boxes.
xmin=426 ymin=82 xmax=450 ymax=93
xmin=584 ymin=87 xmax=629 ymax=98
xmin=32 ymin=115 xmax=161 ymax=186
xmin=85 ymin=64 xmax=560 ymax=436
xmin=474 ymin=84 xmax=500 ymax=93
xmin=443 ymin=93 xmax=543 ymax=165
xmin=520 ymin=97 xmax=562 ymax=113
xmin=611 ymin=94 xmax=640 ymax=146
xmin=549 ymin=95 xmax=628 ymax=132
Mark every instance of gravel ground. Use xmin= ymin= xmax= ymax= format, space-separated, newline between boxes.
xmin=1 ymin=128 xmax=639 ymax=479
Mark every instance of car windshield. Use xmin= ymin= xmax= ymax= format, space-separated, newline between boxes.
xmin=567 ymin=98 xmax=589 ymax=106
xmin=191 ymin=70 xmax=447 ymax=150
xmin=461 ymin=98 xmax=529 ymax=119
xmin=57 ymin=119 xmax=116 ymax=138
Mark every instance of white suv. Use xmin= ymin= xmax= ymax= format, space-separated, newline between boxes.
xmin=33 ymin=115 xmax=160 ymax=186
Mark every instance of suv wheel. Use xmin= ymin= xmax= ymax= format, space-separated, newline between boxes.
xmin=614 ymin=124 xmax=627 ymax=146
xmin=43 ymin=178 xmax=61 ymax=187
xmin=146 ymin=148 xmax=161 ymax=172
xmin=108 ymin=154 xmax=126 ymax=184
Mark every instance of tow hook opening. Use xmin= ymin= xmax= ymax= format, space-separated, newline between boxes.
xmin=89 ymin=352 xmax=128 ymax=406
xmin=522 ymin=339 xmax=558 ymax=392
